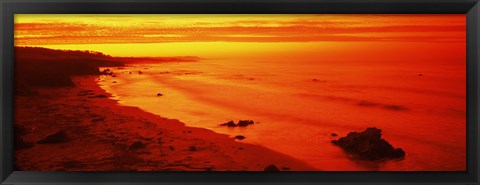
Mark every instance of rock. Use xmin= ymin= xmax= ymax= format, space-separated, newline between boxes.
xmin=129 ymin=141 xmax=146 ymax=150
xmin=220 ymin=120 xmax=255 ymax=127
xmin=331 ymin=127 xmax=405 ymax=161
xmin=331 ymin=133 xmax=338 ymax=137
xmin=220 ymin=120 xmax=237 ymax=127
xmin=157 ymin=93 xmax=163 ymax=97
xmin=237 ymin=120 xmax=254 ymax=127
xmin=138 ymin=71 xmax=143 ymax=74
xmin=264 ymin=164 xmax=280 ymax=171
xmin=234 ymin=135 xmax=246 ymax=140
xmin=169 ymin=146 xmax=175 ymax=151
xmin=37 ymin=130 xmax=69 ymax=144
xmin=418 ymin=73 xmax=423 ymax=76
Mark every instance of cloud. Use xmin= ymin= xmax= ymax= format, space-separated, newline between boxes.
xmin=14 ymin=15 xmax=466 ymax=45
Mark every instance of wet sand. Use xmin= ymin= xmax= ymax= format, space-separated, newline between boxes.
xmin=14 ymin=76 xmax=314 ymax=171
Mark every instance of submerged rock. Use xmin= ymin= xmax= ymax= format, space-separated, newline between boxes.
xmin=234 ymin=135 xmax=246 ymax=140
xmin=264 ymin=164 xmax=280 ymax=171
xmin=37 ymin=130 xmax=69 ymax=144
xmin=331 ymin=127 xmax=405 ymax=161
xmin=157 ymin=93 xmax=163 ymax=97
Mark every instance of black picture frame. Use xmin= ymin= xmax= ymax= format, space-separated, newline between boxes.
xmin=1 ymin=0 xmax=479 ymax=184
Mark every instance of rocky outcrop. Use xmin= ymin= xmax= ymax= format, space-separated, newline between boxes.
xmin=331 ymin=127 xmax=405 ymax=161
xmin=220 ymin=120 xmax=255 ymax=127
xmin=37 ymin=130 xmax=70 ymax=144
xmin=264 ymin=164 xmax=280 ymax=171
xmin=234 ymin=135 xmax=246 ymax=140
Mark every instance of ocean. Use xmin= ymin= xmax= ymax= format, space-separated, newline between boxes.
xmin=98 ymin=50 xmax=466 ymax=171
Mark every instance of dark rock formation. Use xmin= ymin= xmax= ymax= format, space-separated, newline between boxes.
xmin=237 ymin=120 xmax=254 ymax=127
xmin=264 ymin=164 xmax=280 ymax=171
xmin=157 ymin=93 xmax=163 ymax=97
xmin=220 ymin=120 xmax=254 ymax=127
xmin=234 ymin=135 xmax=246 ymax=140
xmin=37 ymin=130 xmax=69 ymax=144
xmin=331 ymin=127 xmax=405 ymax=161
xmin=220 ymin=120 xmax=237 ymax=127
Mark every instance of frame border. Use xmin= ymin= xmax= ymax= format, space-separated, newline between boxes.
xmin=1 ymin=0 xmax=479 ymax=184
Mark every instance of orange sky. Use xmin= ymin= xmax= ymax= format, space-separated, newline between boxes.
xmin=14 ymin=14 xmax=466 ymax=58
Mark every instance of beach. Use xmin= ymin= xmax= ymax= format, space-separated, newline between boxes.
xmin=14 ymin=76 xmax=314 ymax=171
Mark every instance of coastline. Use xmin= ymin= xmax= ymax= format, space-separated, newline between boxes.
xmin=14 ymin=75 xmax=315 ymax=171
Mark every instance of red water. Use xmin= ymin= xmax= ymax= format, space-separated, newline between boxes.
xmin=98 ymin=41 xmax=466 ymax=171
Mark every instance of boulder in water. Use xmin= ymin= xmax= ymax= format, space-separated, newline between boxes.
xmin=264 ymin=164 xmax=280 ymax=171
xmin=331 ymin=127 xmax=405 ymax=161
xmin=237 ymin=120 xmax=254 ymax=127
xmin=234 ymin=135 xmax=246 ymax=140
xmin=220 ymin=120 xmax=237 ymax=127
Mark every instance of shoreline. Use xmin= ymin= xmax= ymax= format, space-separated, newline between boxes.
xmin=14 ymin=75 xmax=315 ymax=171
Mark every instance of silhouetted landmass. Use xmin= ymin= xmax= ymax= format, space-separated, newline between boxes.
xmin=331 ymin=127 xmax=405 ymax=161
xmin=15 ymin=47 xmax=125 ymax=91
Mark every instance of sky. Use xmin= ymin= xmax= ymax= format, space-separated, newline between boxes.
xmin=14 ymin=14 xmax=466 ymax=59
